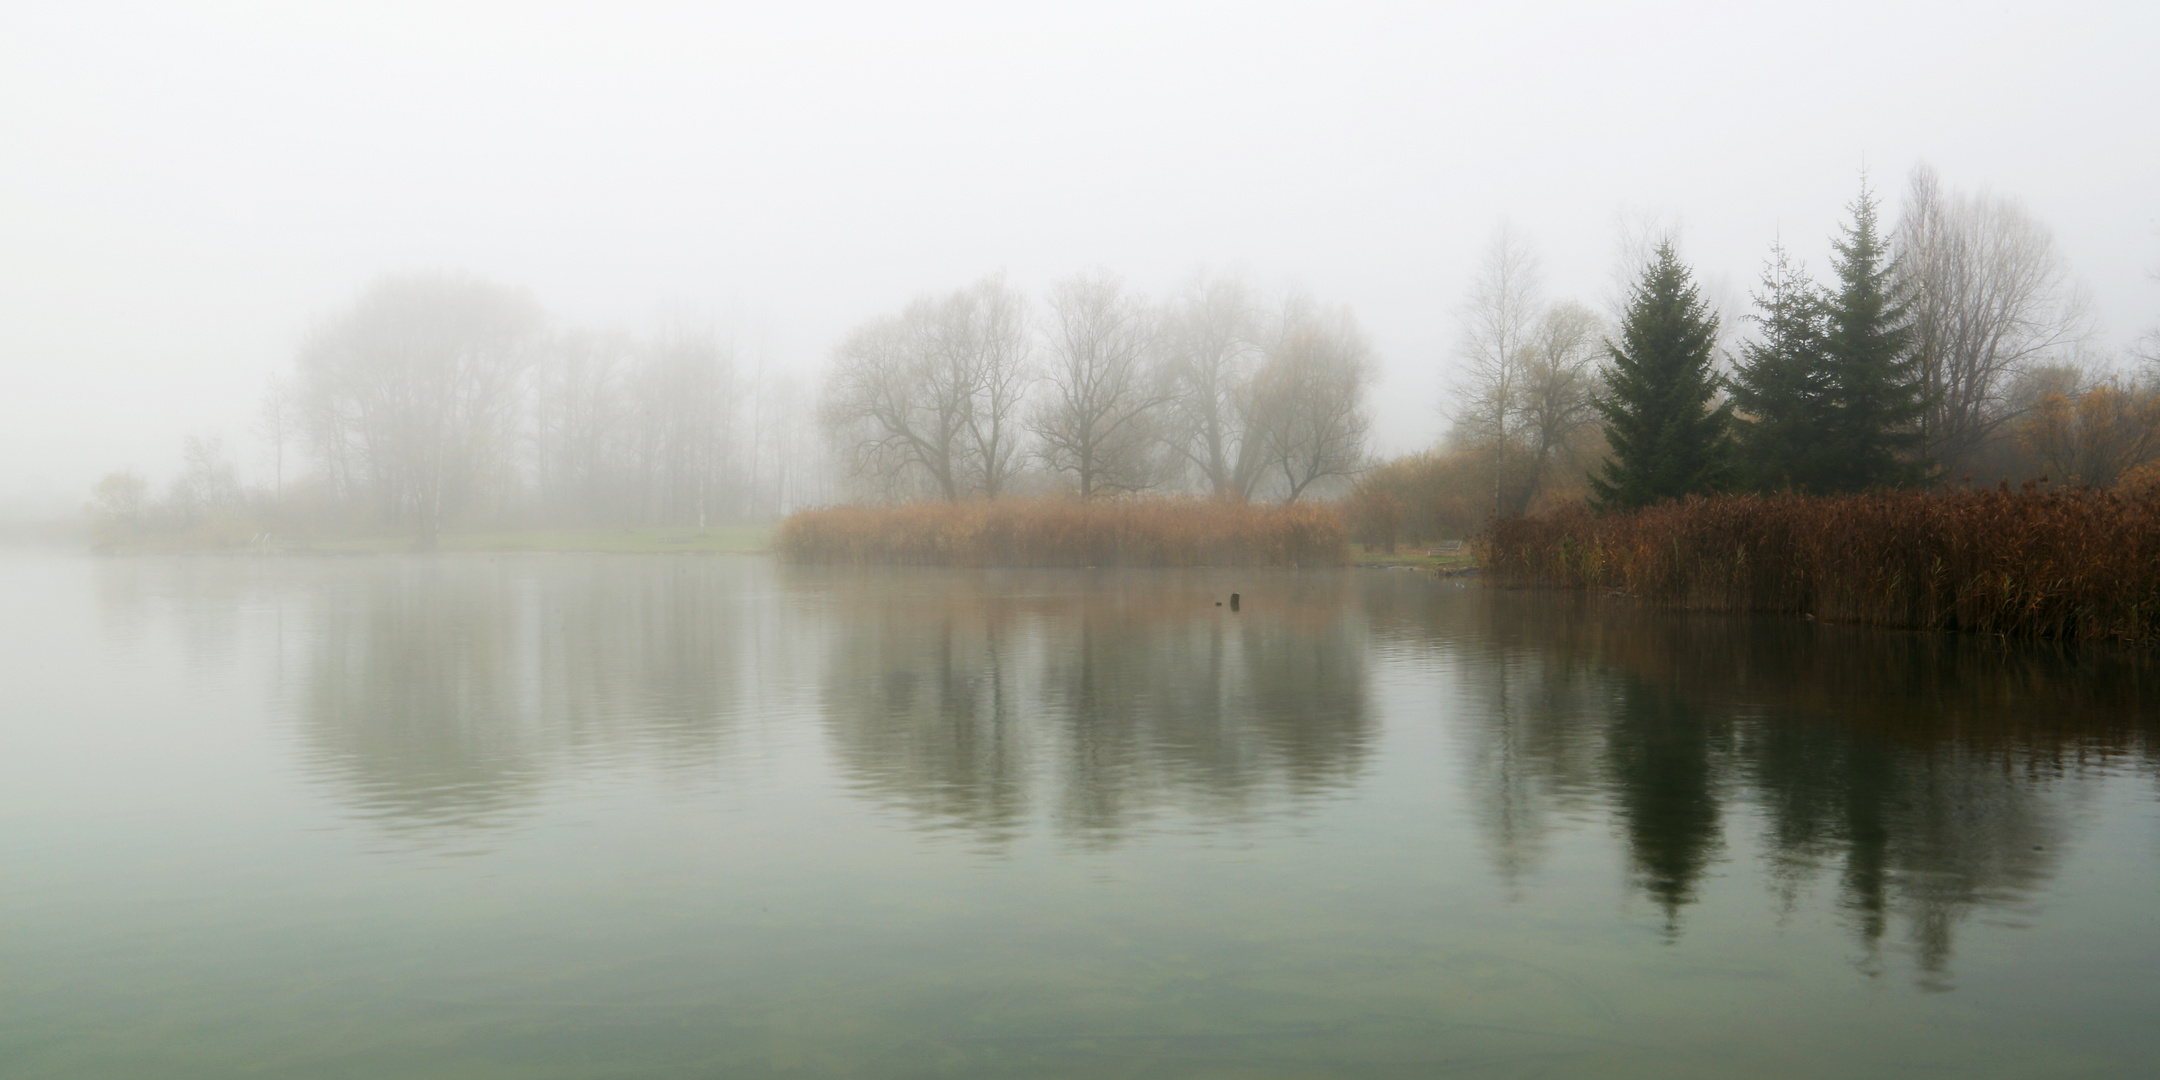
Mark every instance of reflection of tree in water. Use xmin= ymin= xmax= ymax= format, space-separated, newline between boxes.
xmin=299 ymin=565 xmax=543 ymax=833
xmin=1443 ymin=590 xmax=2157 ymax=979
xmin=812 ymin=571 xmax=1373 ymax=847
xmin=1604 ymin=675 xmax=1729 ymax=934
xmin=294 ymin=558 xmax=767 ymax=837
xmin=817 ymin=599 xmax=1032 ymax=843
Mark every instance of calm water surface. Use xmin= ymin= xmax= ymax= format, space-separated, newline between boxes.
xmin=3 ymin=553 xmax=2157 ymax=1078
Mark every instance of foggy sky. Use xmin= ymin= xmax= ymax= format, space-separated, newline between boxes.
xmin=3 ymin=0 xmax=2155 ymax=513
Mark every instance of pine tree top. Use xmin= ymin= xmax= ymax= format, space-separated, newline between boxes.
xmin=1589 ymin=241 xmax=1732 ymax=511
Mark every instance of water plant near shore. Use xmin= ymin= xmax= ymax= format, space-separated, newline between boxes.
xmin=1486 ymin=486 xmax=2160 ymax=642
xmin=779 ymin=497 xmax=1349 ymax=568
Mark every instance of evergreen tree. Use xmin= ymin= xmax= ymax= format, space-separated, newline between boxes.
xmin=1730 ymin=242 xmax=1837 ymax=490
xmin=1589 ymin=241 xmax=1732 ymax=511
xmin=1819 ymin=180 xmax=1929 ymax=489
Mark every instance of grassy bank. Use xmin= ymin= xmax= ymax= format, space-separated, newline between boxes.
xmin=1350 ymin=543 xmax=1480 ymax=572
xmin=779 ymin=498 xmax=1348 ymax=567
xmin=1486 ymin=488 xmax=2160 ymax=642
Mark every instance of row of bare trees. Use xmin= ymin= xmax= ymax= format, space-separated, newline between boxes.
xmin=821 ymin=271 xmax=1375 ymax=502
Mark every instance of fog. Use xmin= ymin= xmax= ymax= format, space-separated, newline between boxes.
xmin=3 ymin=0 xmax=2155 ymax=516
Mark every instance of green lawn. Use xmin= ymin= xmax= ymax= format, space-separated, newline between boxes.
xmin=1349 ymin=542 xmax=1479 ymax=571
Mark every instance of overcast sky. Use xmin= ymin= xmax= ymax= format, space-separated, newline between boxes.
xmin=3 ymin=0 xmax=2155 ymax=513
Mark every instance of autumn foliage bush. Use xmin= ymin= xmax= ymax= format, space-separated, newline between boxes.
xmin=779 ymin=497 xmax=1350 ymax=568
xmin=1486 ymin=486 xmax=2160 ymax=642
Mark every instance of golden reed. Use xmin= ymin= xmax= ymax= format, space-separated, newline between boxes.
xmin=1486 ymin=487 xmax=2160 ymax=642
xmin=779 ymin=497 xmax=1349 ymax=568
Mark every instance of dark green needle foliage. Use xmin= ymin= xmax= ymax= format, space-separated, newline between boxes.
xmin=1730 ymin=242 xmax=1838 ymax=490
xmin=1818 ymin=181 xmax=1929 ymax=490
xmin=1589 ymin=241 xmax=1732 ymax=511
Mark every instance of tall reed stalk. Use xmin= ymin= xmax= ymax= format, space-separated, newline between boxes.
xmin=780 ymin=497 xmax=1348 ymax=568
xmin=1486 ymin=487 xmax=2160 ymax=642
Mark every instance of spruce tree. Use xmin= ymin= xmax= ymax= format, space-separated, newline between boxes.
xmin=1730 ymin=242 xmax=1837 ymax=490
xmin=1589 ymin=241 xmax=1732 ymax=511
xmin=1819 ymin=180 xmax=1929 ymax=489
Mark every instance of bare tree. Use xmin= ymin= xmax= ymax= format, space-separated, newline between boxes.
xmin=1250 ymin=297 xmax=1373 ymax=502
xmin=87 ymin=471 xmax=150 ymax=543
xmin=2140 ymin=258 xmax=2160 ymax=371
xmin=821 ymin=277 xmax=1031 ymax=502
xmin=169 ymin=435 xmax=244 ymax=524
xmin=1456 ymin=224 xmax=1544 ymax=517
xmin=532 ymin=328 xmax=632 ymax=522
xmin=822 ymin=305 xmax=962 ymax=501
xmin=254 ymin=377 xmax=296 ymax=500
xmin=1605 ymin=207 xmax=1683 ymax=321
xmin=1897 ymin=163 xmax=2092 ymax=473
xmin=948 ymin=276 xmax=1034 ymax=499
xmin=752 ymin=370 xmax=826 ymax=515
xmin=1161 ymin=272 xmax=1267 ymax=500
xmin=1512 ymin=301 xmax=1606 ymax=509
xmin=628 ymin=327 xmax=737 ymax=528
xmin=296 ymin=274 xmax=541 ymax=541
xmin=1033 ymin=271 xmax=1168 ymax=499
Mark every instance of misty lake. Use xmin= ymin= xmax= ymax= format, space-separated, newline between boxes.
xmin=3 ymin=553 xmax=2157 ymax=1078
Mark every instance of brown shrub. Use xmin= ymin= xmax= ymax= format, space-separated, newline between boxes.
xmin=1486 ymin=487 xmax=2160 ymax=642
xmin=779 ymin=497 xmax=1350 ymax=568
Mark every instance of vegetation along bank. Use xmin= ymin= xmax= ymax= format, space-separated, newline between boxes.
xmin=1484 ymin=484 xmax=2160 ymax=643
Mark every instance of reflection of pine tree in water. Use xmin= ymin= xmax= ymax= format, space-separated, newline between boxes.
xmin=1449 ymin=590 xmax=2148 ymax=977
xmin=1603 ymin=677 xmax=1729 ymax=936
xmin=1750 ymin=722 xmax=2066 ymax=985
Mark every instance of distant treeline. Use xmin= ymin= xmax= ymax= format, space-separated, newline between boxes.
xmin=89 ymin=275 xmax=828 ymax=548
xmin=86 ymin=162 xmax=2155 ymax=558
xmin=1485 ymin=481 xmax=2160 ymax=642
xmin=780 ymin=497 xmax=1348 ymax=567
xmin=88 ymin=267 xmax=1380 ymax=550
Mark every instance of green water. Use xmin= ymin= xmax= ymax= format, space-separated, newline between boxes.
xmin=2 ymin=554 xmax=2156 ymax=1078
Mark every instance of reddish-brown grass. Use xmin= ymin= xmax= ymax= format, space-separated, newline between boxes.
xmin=779 ymin=497 xmax=1349 ymax=568
xmin=1486 ymin=487 xmax=2160 ymax=642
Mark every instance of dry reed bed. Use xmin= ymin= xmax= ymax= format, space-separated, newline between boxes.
xmin=779 ymin=498 xmax=1349 ymax=568
xmin=1486 ymin=488 xmax=2160 ymax=642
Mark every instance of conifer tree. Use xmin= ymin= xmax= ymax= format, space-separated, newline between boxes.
xmin=1819 ymin=180 xmax=1929 ymax=489
xmin=1589 ymin=242 xmax=1731 ymax=511
xmin=1730 ymin=242 xmax=1836 ymax=490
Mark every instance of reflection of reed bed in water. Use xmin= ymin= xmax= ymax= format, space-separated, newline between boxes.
xmin=779 ymin=497 xmax=1349 ymax=567
xmin=1486 ymin=487 xmax=2160 ymax=641
xmin=1484 ymin=593 xmax=2160 ymax=753
xmin=1448 ymin=590 xmax=2155 ymax=978
xmin=804 ymin=569 xmax=1373 ymax=844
